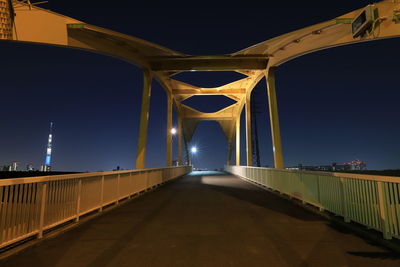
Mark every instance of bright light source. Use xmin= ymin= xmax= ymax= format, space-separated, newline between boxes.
xmin=170 ymin=128 xmax=177 ymax=135
xmin=191 ymin=147 xmax=197 ymax=153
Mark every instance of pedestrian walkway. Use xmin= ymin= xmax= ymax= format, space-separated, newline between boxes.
xmin=2 ymin=171 xmax=399 ymax=267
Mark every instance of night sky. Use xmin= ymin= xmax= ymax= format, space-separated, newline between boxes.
xmin=0 ymin=0 xmax=399 ymax=171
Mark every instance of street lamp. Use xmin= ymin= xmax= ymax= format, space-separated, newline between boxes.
xmin=190 ymin=146 xmax=197 ymax=169
xmin=171 ymin=128 xmax=177 ymax=135
xmin=170 ymin=127 xmax=177 ymax=165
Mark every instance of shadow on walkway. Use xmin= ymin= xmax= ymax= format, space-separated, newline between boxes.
xmin=194 ymin=173 xmax=321 ymax=221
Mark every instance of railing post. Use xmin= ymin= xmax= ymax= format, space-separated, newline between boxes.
xmin=377 ymin=181 xmax=392 ymax=239
xmin=116 ymin=174 xmax=120 ymax=205
xmin=300 ymin=173 xmax=306 ymax=204
xmin=99 ymin=175 xmax=104 ymax=211
xmin=38 ymin=182 xmax=47 ymax=239
xmin=316 ymin=175 xmax=323 ymax=211
xmin=128 ymin=172 xmax=132 ymax=199
xmin=145 ymin=172 xmax=149 ymax=191
xmin=340 ymin=178 xmax=350 ymax=222
xmin=75 ymin=179 xmax=82 ymax=222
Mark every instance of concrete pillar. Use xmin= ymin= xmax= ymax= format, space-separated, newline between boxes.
xmin=245 ymin=95 xmax=253 ymax=166
xmin=266 ymin=67 xmax=284 ymax=169
xmin=135 ymin=69 xmax=152 ymax=169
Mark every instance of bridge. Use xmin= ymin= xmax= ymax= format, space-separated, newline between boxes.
xmin=1 ymin=0 xmax=400 ymax=265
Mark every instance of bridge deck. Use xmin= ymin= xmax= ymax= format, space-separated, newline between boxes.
xmin=2 ymin=172 xmax=399 ymax=266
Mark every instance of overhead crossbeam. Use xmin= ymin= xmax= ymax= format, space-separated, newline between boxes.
xmin=179 ymin=103 xmax=241 ymax=120
xmin=163 ymin=75 xmax=261 ymax=101
xmin=149 ymin=56 xmax=268 ymax=71
xmin=172 ymin=88 xmax=246 ymax=95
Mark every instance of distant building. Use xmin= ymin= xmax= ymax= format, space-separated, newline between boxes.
xmin=10 ymin=162 xmax=18 ymax=171
xmin=1 ymin=165 xmax=9 ymax=171
xmin=331 ymin=162 xmax=352 ymax=171
xmin=289 ymin=160 xmax=366 ymax=172
xmin=293 ymin=164 xmax=336 ymax=171
xmin=26 ymin=164 xmax=34 ymax=171
xmin=344 ymin=159 xmax=367 ymax=170
xmin=40 ymin=165 xmax=51 ymax=172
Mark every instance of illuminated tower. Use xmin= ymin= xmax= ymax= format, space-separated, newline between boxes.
xmin=42 ymin=122 xmax=53 ymax=172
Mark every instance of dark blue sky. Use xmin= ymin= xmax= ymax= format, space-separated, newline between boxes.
xmin=1 ymin=0 xmax=399 ymax=171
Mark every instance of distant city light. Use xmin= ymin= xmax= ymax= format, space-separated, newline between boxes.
xmin=171 ymin=128 xmax=177 ymax=135
xmin=191 ymin=146 xmax=197 ymax=153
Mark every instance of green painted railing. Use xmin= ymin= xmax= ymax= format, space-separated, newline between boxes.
xmin=226 ymin=165 xmax=400 ymax=240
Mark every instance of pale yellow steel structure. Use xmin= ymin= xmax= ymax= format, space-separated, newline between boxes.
xmin=6 ymin=2 xmax=186 ymax=66
xmin=1 ymin=1 xmax=400 ymax=169
xmin=234 ymin=1 xmax=400 ymax=68
xmin=4 ymin=1 xmax=400 ymax=73
xmin=135 ymin=70 xmax=152 ymax=169
xmin=158 ymin=71 xmax=264 ymax=150
xmin=178 ymin=115 xmax=183 ymax=165
xmin=266 ymin=68 xmax=284 ymax=169
xmin=245 ymin=94 xmax=252 ymax=166
xmin=166 ymin=91 xmax=173 ymax=166
xmin=176 ymin=100 xmax=245 ymax=142
xmin=227 ymin=141 xmax=233 ymax=166
xmin=236 ymin=115 xmax=241 ymax=166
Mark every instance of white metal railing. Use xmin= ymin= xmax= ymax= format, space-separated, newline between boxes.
xmin=226 ymin=165 xmax=400 ymax=240
xmin=0 ymin=166 xmax=191 ymax=249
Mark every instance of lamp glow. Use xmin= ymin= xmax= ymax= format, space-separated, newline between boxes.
xmin=171 ymin=128 xmax=177 ymax=135
xmin=191 ymin=147 xmax=197 ymax=153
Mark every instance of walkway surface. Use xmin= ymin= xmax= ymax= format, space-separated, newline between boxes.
xmin=2 ymin=171 xmax=400 ymax=267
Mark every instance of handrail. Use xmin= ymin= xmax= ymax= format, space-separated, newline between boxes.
xmin=226 ymin=165 xmax=400 ymax=240
xmin=238 ymin=166 xmax=400 ymax=183
xmin=0 ymin=166 xmax=192 ymax=250
xmin=0 ymin=166 xmax=189 ymax=186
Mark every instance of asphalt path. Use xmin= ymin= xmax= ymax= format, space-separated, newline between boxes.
xmin=2 ymin=171 xmax=400 ymax=267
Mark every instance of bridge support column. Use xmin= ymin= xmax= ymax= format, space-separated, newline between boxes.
xmin=135 ymin=69 xmax=153 ymax=169
xmin=266 ymin=67 xmax=284 ymax=169
xmin=236 ymin=115 xmax=240 ymax=165
xmin=166 ymin=92 xmax=173 ymax=166
xmin=245 ymin=95 xmax=253 ymax=166
xmin=184 ymin=136 xmax=190 ymax=166
xmin=178 ymin=114 xmax=183 ymax=165
xmin=227 ymin=141 xmax=233 ymax=166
